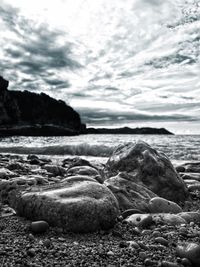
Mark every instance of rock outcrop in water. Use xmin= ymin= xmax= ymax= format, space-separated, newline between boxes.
xmin=85 ymin=127 xmax=174 ymax=135
xmin=0 ymin=76 xmax=85 ymax=136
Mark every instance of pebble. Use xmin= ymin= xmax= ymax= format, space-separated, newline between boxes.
xmin=152 ymin=230 xmax=161 ymax=237
xmin=155 ymin=237 xmax=168 ymax=246
xmin=30 ymin=221 xmax=49 ymax=234
xmin=161 ymin=261 xmax=179 ymax=267
xmin=107 ymin=251 xmax=114 ymax=256
xmin=128 ymin=241 xmax=140 ymax=249
xmin=139 ymin=251 xmax=146 ymax=260
xmin=27 ymin=248 xmax=36 ymax=257
xmin=144 ymin=258 xmax=154 ymax=266
xmin=119 ymin=241 xmax=128 ymax=248
xmin=28 ymin=233 xmax=35 ymax=241
xmin=142 ymin=229 xmax=152 ymax=235
xmin=43 ymin=239 xmax=51 ymax=248
xmin=138 ymin=215 xmax=153 ymax=229
xmin=181 ymin=258 xmax=192 ymax=266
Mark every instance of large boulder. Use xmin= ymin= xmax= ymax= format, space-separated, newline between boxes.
xmin=105 ymin=142 xmax=188 ymax=202
xmin=104 ymin=173 xmax=156 ymax=211
xmin=10 ymin=176 xmax=119 ymax=233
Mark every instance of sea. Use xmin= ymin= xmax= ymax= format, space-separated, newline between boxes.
xmin=0 ymin=134 xmax=199 ymax=165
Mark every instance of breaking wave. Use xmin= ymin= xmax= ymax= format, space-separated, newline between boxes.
xmin=0 ymin=143 xmax=115 ymax=157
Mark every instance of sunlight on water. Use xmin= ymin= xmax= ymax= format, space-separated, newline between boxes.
xmin=0 ymin=134 xmax=200 ymax=161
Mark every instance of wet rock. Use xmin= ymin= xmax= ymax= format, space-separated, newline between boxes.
xmin=12 ymin=176 xmax=119 ymax=233
xmin=161 ymin=261 xmax=179 ymax=267
xmin=27 ymin=248 xmax=36 ymax=257
xmin=125 ymin=214 xmax=153 ymax=228
xmin=149 ymin=197 xmax=182 ymax=214
xmin=126 ymin=213 xmax=186 ymax=226
xmin=188 ymin=183 xmax=200 ymax=192
xmin=0 ymin=168 xmax=16 ymax=179
xmin=104 ymin=173 xmax=156 ymax=211
xmin=105 ymin=142 xmax=188 ymax=202
xmin=154 ymin=237 xmax=168 ymax=246
xmin=181 ymin=258 xmax=192 ymax=266
xmin=182 ymin=173 xmax=200 ymax=182
xmin=180 ymin=162 xmax=200 ymax=173
xmin=30 ymin=221 xmax=49 ymax=234
xmin=42 ymin=165 xmax=66 ymax=176
xmin=121 ymin=208 xmax=143 ymax=219
xmin=152 ymin=213 xmax=186 ymax=225
xmin=67 ymin=166 xmax=104 ymax=183
xmin=178 ymin=212 xmax=200 ymax=224
xmin=176 ymin=242 xmax=200 ymax=267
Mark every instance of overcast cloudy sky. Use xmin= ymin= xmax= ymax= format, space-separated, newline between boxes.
xmin=0 ymin=0 xmax=200 ymax=134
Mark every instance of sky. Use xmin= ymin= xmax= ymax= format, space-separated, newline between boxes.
xmin=0 ymin=0 xmax=200 ymax=134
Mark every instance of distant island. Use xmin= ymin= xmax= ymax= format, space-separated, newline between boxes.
xmin=84 ymin=127 xmax=173 ymax=135
xmin=0 ymin=76 xmax=173 ymax=136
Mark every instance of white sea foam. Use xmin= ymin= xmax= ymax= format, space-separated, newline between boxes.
xmin=0 ymin=134 xmax=200 ymax=161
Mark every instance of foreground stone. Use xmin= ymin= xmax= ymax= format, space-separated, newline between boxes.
xmin=10 ymin=176 xmax=119 ymax=233
xmin=176 ymin=243 xmax=200 ymax=267
xmin=30 ymin=221 xmax=49 ymax=234
xmin=104 ymin=173 xmax=156 ymax=211
xmin=105 ymin=142 xmax=188 ymax=202
xmin=149 ymin=197 xmax=182 ymax=214
xmin=125 ymin=213 xmax=186 ymax=226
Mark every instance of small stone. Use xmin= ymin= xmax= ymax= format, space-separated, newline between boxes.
xmin=137 ymin=241 xmax=148 ymax=250
xmin=27 ymin=248 xmax=36 ymax=257
xmin=28 ymin=233 xmax=35 ymax=241
xmin=181 ymin=258 xmax=192 ymax=266
xmin=144 ymin=258 xmax=154 ymax=266
xmin=30 ymin=221 xmax=49 ymax=234
xmin=155 ymin=237 xmax=168 ymax=246
xmin=161 ymin=261 xmax=179 ymax=267
xmin=119 ymin=241 xmax=128 ymax=248
xmin=43 ymin=239 xmax=51 ymax=248
xmin=142 ymin=230 xmax=152 ymax=235
xmin=107 ymin=251 xmax=114 ymax=256
xmin=152 ymin=231 xmax=161 ymax=237
xmin=128 ymin=241 xmax=140 ymax=249
xmin=139 ymin=251 xmax=146 ymax=260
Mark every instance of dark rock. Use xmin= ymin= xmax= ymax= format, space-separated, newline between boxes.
xmin=105 ymin=142 xmax=188 ymax=202
xmin=176 ymin=243 xmax=200 ymax=267
xmin=0 ymin=76 xmax=84 ymax=136
xmin=85 ymin=126 xmax=173 ymax=135
xmin=30 ymin=221 xmax=49 ymax=234
xmin=0 ymin=76 xmax=20 ymax=125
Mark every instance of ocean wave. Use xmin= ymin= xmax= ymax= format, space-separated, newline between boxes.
xmin=0 ymin=143 xmax=115 ymax=157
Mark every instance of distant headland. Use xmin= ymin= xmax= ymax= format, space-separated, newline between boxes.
xmin=0 ymin=76 xmax=173 ymax=136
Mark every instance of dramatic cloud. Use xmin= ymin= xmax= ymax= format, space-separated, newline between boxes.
xmin=0 ymin=0 xmax=200 ymax=133
xmin=0 ymin=1 xmax=81 ymax=95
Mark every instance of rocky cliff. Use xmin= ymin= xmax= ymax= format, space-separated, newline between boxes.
xmin=0 ymin=76 xmax=84 ymax=136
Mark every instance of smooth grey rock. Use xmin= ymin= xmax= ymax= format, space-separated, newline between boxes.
xmin=149 ymin=197 xmax=182 ymax=214
xmin=178 ymin=212 xmax=200 ymax=224
xmin=11 ymin=176 xmax=119 ymax=233
xmin=104 ymin=173 xmax=156 ymax=211
xmin=125 ymin=213 xmax=186 ymax=226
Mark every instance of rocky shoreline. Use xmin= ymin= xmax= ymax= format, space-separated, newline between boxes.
xmin=1 ymin=142 xmax=200 ymax=266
